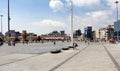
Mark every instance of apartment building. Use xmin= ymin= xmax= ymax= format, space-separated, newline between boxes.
xmin=94 ymin=25 xmax=114 ymax=41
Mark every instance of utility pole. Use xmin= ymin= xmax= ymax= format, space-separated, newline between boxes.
xmin=115 ymin=1 xmax=119 ymax=42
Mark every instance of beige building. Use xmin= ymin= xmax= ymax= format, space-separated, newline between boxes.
xmin=95 ymin=28 xmax=107 ymax=41
xmin=94 ymin=25 xmax=114 ymax=41
xmin=77 ymin=34 xmax=84 ymax=41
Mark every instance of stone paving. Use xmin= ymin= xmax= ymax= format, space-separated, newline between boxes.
xmin=0 ymin=42 xmax=120 ymax=71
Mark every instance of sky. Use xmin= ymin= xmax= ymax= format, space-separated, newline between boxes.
xmin=0 ymin=0 xmax=120 ymax=35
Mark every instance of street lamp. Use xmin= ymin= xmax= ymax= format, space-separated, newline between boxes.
xmin=8 ymin=0 xmax=10 ymax=33
xmin=8 ymin=0 xmax=11 ymax=46
xmin=70 ymin=0 xmax=73 ymax=45
xmin=0 ymin=15 xmax=3 ymax=33
xmin=115 ymin=1 xmax=119 ymax=42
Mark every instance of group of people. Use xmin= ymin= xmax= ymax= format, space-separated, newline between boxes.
xmin=7 ymin=38 xmax=17 ymax=46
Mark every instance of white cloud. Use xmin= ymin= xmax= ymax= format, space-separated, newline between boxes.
xmin=66 ymin=10 xmax=113 ymax=33
xmin=33 ymin=19 xmax=65 ymax=27
xmin=85 ymin=11 xmax=112 ymax=25
xmin=83 ymin=11 xmax=113 ymax=30
xmin=49 ymin=0 xmax=101 ymax=13
xmin=66 ymin=0 xmax=101 ymax=7
xmin=31 ymin=19 xmax=65 ymax=34
xmin=49 ymin=0 xmax=64 ymax=12
xmin=86 ymin=11 xmax=112 ymax=19
xmin=27 ymin=10 xmax=114 ymax=35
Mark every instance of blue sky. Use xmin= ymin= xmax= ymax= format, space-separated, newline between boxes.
xmin=0 ymin=0 xmax=120 ymax=35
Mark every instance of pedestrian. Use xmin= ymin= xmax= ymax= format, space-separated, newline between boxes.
xmin=53 ymin=41 xmax=56 ymax=45
xmin=0 ymin=37 xmax=3 ymax=46
xmin=7 ymin=40 xmax=11 ymax=46
xmin=12 ymin=38 xmax=16 ymax=46
xmin=73 ymin=42 xmax=78 ymax=50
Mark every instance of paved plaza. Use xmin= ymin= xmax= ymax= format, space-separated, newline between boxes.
xmin=0 ymin=42 xmax=120 ymax=71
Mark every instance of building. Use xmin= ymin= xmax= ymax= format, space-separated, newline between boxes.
xmin=77 ymin=34 xmax=84 ymax=41
xmin=97 ymin=28 xmax=107 ymax=41
xmin=114 ymin=20 xmax=120 ymax=41
xmin=48 ymin=31 xmax=61 ymax=37
xmin=5 ymin=30 xmax=17 ymax=37
xmin=27 ymin=33 xmax=38 ymax=42
xmin=42 ymin=30 xmax=69 ymax=41
xmin=94 ymin=29 xmax=100 ymax=40
xmin=73 ymin=29 xmax=82 ymax=39
xmin=60 ymin=30 xmax=65 ymax=36
xmin=94 ymin=25 xmax=114 ymax=41
xmin=0 ymin=32 xmax=4 ymax=39
xmin=84 ymin=26 xmax=92 ymax=40
xmin=75 ymin=29 xmax=82 ymax=37
xmin=107 ymin=25 xmax=114 ymax=40
xmin=15 ymin=31 xmax=21 ymax=36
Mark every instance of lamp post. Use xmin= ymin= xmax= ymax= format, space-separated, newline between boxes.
xmin=8 ymin=0 xmax=11 ymax=46
xmin=70 ymin=0 xmax=73 ymax=45
xmin=115 ymin=1 xmax=119 ymax=42
xmin=8 ymin=0 xmax=10 ymax=33
xmin=0 ymin=15 xmax=3 ymax=33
